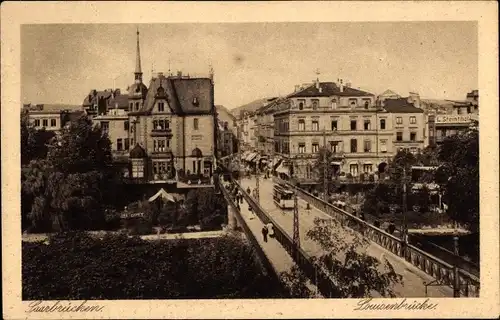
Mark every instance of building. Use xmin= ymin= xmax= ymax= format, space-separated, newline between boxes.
xmin=90 ymin=29 xmax=217 ymax=188
xmin=431 ymin=90 xmax=479 ymax=144
xmin=22 ymin=103 xmax=83 ymax=132
xmin=255 ymin=97 xmax=279 ymax=156
xmin=82 ymin=89 xmax=129 ymax=119
xmin=273 ymin=79 xmax=395 ymax=183
xmin=378 ymin=89 xmax=402 ymax=102
xmin=217 ymin=119 xmax=236 ymax=158
xmin=92 ymin=108 xmax=130 ymax=168
xmin=381 ymin=97 xmax=428 ymax=154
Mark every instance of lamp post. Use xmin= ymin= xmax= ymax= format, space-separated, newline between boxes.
xmin=401 ymin=166 xmax=409 ymax=258
xmin=255 ymin=166 xmax=260 ymax=204
xmin=291 ymin=156 xmax=300 ymax=260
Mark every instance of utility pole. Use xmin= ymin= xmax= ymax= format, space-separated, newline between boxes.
xmin=453 ymin=236 xmax=461 ymax=297
xmin=292 ymin=157 xmax=300 ymax=260
xmin=323 ymin=128 xmax=328 ymax=202
xmin=255 ymin=166 xmax=260 ymax=203
xmin=402 ymin=166 xmax=408 ymax=258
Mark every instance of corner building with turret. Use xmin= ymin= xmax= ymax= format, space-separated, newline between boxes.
xmin=87 ymin=30 xmax=217 ymax=188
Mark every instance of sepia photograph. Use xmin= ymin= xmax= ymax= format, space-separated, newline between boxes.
xmin=2 ymin=1 xmax=499 ymax=319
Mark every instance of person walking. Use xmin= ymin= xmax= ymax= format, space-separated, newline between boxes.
xmin=261 ymin=225 xmax=269 ymax=243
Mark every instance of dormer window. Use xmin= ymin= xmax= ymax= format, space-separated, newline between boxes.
xmin=158 ymin=102 xmax=165 ymax=112
xmin=193 ymin=97 xmax=199 ymax=106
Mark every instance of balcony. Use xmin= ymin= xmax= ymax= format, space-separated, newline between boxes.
xmin=150 ymin=127 xmax=173 ymax=137
xmin=177 ymin=173 xmax=214 ymax=188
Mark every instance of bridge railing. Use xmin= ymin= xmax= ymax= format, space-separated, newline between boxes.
xmin=273 ymin=176 xmax=480 ymax=297
xmin=230 ymin=179 xmax=341 ymax=298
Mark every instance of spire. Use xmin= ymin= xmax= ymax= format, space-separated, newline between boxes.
xmin=134 ymin=27 xmax=143 ymax=83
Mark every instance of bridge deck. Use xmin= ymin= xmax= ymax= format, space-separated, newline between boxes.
xmin=240 ymin=176 xmax=453 ymax=297
xmin=222 ymin=181 xmax=321 ymax=297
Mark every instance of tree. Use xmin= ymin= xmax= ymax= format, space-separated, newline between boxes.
xmin=279 ymin=265 xmax=314 ymax=298
xmin=184 ymin=188 xmax=228 ymax=229
xmin=303 ymin=218 xmax=402 ymax=297
xmin=313 ymin=147 xmax=340 ymax=193
xmin=21 ymin=112 xmax=56 ymax=164
xmin=435 ymin=128 xmax=479 ymax=232
xmin=21 ymin=114 xmax=119 ymax=232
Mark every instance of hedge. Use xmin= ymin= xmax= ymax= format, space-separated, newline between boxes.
xmin=22 ymin=232 xmax=284 ymax=299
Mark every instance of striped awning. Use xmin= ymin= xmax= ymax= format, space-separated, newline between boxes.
xmin=246 ymin=152 xmax=258 ymax=162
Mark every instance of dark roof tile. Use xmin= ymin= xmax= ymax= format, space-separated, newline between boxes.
xmin=382 ymin=98 xmax=424 ymax=113
xmin=288 ymin=82 xmax=374 ymax=98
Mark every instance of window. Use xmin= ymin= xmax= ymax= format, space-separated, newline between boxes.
xmin=124 ymin=121 xmax=129 ymax=131
xmin=380 ymin=119 xmax=386 ymax=130
xmin=396 ymin=132 xmax=403 ymax=141
xmin=129 ymin=102 xmax=133 ymax=110
xmin=117 ymin=139 xmax=123 ymax=151
xmin=350 ymin=164 xmax=359 ymax=176
xmin=101 ymin=121 xmax=109 ymax=133
xmin=131 ymin=160 xmax=144 ymax=178
xmin=312 ymin=99 xmax=319 ymax=110
xmin=312 ymin=143 xmax=319 ymax=153
xmin=350 ymin=139 xmax=357 ymax=153
xmin=349 ymin=99 xmax=358 ymax=107
xmin=193 ymin=118 xmax=199 ymax=130
xmin=298 ymin=100 xmax=305 ymax=110
xmin=135 ymin=102 xmax=139 ymax=111
xmin=410 ymin=132 xmax=417 ymax=141
xmin=298 ymin=119 xmax=305 ymax=131
xmin=330 ymin=141 xmax=339 ymax=153
xmin=410 ymin=116 xmax=417 ymax=124
xmin=396 ymin=117 xmax=403 ymax=125
xmin=380 ymin=139 xmax=387 ymax=153
xmin=153 ymin=161 xmax=168 ymax=175
xmin=364 ymin=120 xmax=371 ymax=130
xmin=298 ymin=143 xmax=306 ymax=154
xmin=125 ymin=138 xmax=130 ymax=150
xmin=167 ymin=139 xmax=170 ymax=148
xmin=50 ymin=119 xmax=57 ymax=127
xmin=34 ymin=119 xmax=40 ymax=127
xmin=331 ymin=99 xmax=337 ymax=109
xmin=331 ymin=120 xmax=338 ymax=131
xmin=363 ymin=140 xmax=371 ymax=152
xmin=42 ymin=119 xmax=48 ymax=127
xmin=312 ymin=120 xmax=319 ymax=131
xmin=350 ymin=120 xmax=357 ymax=130
xmin=364 ymin=100 xmax=370 ymax=109
xmin=363 ymin=164 xmax=373 ymax=173
xmin=158 ymin=102 xmax=165 ymax=112
xmin=154 ymin=139 xmax=166 ymax=152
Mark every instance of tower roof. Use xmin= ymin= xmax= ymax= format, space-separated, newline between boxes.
xmin=135 ymin=28 xmax=142 ymax=75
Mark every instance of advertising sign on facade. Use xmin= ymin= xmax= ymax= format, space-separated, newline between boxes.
xmin=435 ymin=115 xmax=474 ymax=124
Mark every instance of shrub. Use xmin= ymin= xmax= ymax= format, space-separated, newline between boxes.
xmin=23 ymin=233 xmax=282 ymax=299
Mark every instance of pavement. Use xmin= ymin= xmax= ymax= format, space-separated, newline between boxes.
xmin=240 ymin=176 xmax=453 ymax=298
xmin=224 ymin=181 xmax=321 ymax=297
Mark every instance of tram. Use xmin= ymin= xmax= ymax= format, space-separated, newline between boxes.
xmin=273 ymin=184 xmax=294 ymax=209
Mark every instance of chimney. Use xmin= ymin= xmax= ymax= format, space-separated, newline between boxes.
xmin=409 ymin=92 xmax=421 ymax=109
xmin=115 ymin=88 xmax=121 ymax=95
xmin=315 ymin=78 xmax=320 ymax=90
xmin=157 ymin=72 xmax=164 ymax=77
xmin=177 ymin=71 xmax=182 ymax=78
xmin=340 ymin=79 xmax=344 ymax=93
xmin=346 ymin=82 xmax=352 ymax=88
xmin=319 ymin=86 xmax=323 ymax=93
xmin=294 ymin=85 xmax=300 ymax=92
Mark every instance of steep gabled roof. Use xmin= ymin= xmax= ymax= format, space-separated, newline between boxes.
xmin=128 ymin=75 xmax=213 ymax=116
xmin=382 ymin=98 xmax=424 ymax=113
xmin=288 ymin=82 xmax=374 ymax=98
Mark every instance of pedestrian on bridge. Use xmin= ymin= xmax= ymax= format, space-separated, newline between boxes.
xmin=261 ymin=225 xmax=269 ymax=242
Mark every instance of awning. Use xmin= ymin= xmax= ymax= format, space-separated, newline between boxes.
xmin=272 ymin=158 xmax=283 ymax=169
xmin=276 ymin=163 xmax=290 ymax=175
xmin=246 ymin=152 xmax=258 ymax=162
xmin=331 ymin=161 xmax=342 ymax=165
xmin=148 ymin=188 xmax=176 ymax=203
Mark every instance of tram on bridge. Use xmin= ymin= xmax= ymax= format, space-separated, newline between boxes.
xmin=272 ymin=184 xmax=294 ymax=210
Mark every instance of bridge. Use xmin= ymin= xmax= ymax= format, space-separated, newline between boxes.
xmin=217 ymin=162 xmax=479 ymax=298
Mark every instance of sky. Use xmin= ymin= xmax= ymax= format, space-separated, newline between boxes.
xmin=21 ymin=22 xmax=478 ymax=109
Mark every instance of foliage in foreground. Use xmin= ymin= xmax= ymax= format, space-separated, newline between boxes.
xmin=280 ymin=218 xmax=403 ymax=298
xmin=23 ymin=232 xmax=283 ymax=300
